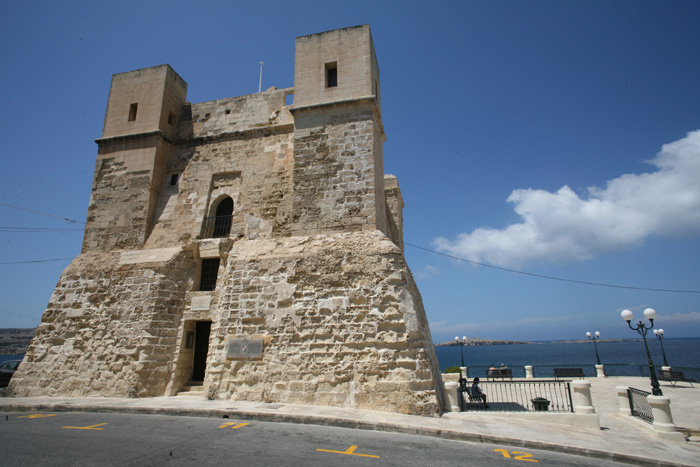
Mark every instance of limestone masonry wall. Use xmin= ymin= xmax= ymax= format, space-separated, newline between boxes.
xmin=199 ymin=232 xmax=439 ymax=415
xmin=11 ymin=250 xmax=194 ymax=397
xmin=10 ymin=25 xmax=443 ymax=415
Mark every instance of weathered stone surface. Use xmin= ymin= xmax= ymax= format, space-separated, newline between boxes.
xmin=10 ymin=25 xmax=443 ymax=416
xmin=11 ymin=250 xmax=194 ymax=398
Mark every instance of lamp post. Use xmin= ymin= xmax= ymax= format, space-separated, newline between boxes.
xmin=586 ymin=331 xmax=601 ymax=365
xmin=621 ymin=308 xmax=662 ymax=396
xmin=653 ymin=329 xmax=670 ymax=367
xmin=455 ymin=336 xmax=468 ymax=392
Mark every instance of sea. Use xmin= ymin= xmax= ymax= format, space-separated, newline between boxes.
xmin=435 ymin=338 xmax=700 ymax=378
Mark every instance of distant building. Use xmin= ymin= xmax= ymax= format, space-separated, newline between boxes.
xmin=10 ymin=25 xmax=442 ymax=415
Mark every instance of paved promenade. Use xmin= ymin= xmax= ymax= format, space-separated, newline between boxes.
xmin=2 ymin=376 xmax=698 ymax=466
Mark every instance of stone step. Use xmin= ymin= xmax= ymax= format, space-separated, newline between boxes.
xmin=180 ymin=385 xmax=203 ymax=391
xmin=176 ymin=392 xmax=204 ymax=397
xmin=176 ymin=382 xmax=204 ymax=397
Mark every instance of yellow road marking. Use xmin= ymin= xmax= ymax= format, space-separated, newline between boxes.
xmin=316 ymin=445 xmax=380 ymax=459
xmin=218 ymin=422 xmax=250 ymax=429
xmin=62 ymin=423 xmax=107 ymax=430
xmin=19 ymin=414 xmax=57 ymax=419
xmin=494 ymin=449 xmax=539 ymax=462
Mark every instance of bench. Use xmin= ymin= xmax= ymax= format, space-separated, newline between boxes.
xmin=460 ymin=386 xmax=487 ymax=408
xmin=553 ymin=368 xmax=585 ymax=379
xmin=657 ymin=370 xmax=695 ymax=388
xmin=486 ymin=368 xmax=513 ymax=380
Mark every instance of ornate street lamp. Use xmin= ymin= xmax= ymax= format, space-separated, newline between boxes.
xmin=653 ymin=329 xmax=670 ymax=367
xmin=621 ymin=308 xmax=663 ymax=396
xmin=586 ymin=331 xmax=601 ymax=365
xmin=455 ymin=336 xmax=468 ymax=392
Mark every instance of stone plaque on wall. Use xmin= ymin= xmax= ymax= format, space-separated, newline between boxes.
xmin=191 ymin=295 xmax=211 ymax=311
xmin=226 ymin=336 xmax=263 ymax=359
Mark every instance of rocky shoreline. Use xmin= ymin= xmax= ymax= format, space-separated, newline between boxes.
xmin=0 ymin=328 xmax=34 ymax=355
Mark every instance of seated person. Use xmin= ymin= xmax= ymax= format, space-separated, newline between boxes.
xmin=471 ymin=377 xmax=489 ymax=408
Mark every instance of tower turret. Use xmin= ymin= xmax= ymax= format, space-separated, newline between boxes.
xmin=85 ymin=65 xmax=188 ymax=251
xmin=290 ymin=25 xmax=389 ymax=237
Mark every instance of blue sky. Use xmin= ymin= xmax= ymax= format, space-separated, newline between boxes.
xmin=1 ymin=1 xmax=699 ymax=342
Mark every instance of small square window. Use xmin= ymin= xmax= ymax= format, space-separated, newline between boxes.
xmin=128 ymin=103 xmax=138 ymax=121
xmin=325 ymin=62 xmax=337 ymax=88
xmin=168 ymin=173 xmax=179 ymax=187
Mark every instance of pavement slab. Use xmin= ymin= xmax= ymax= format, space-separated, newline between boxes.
xmin=2 ymin=376 xmax=698 ymax=466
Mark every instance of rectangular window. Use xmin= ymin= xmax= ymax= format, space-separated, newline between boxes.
xmin=199 ymin=258 xmax=220 ymax=291
xmin=128 ymin=103 xmax=138 ymax=121
xmin=167 ymin=111 xmax=176 ymax=125
xmin=325 ymin=62 xmax=337 ymax=88
xmin=168 ymin=173 xmax=179 ymax=187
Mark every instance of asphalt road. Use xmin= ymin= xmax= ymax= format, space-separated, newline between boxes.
xmin=1 ymin=412 xmax=629 ymax=466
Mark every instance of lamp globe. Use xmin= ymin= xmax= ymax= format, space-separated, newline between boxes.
xmin=643 ymin=308 xmax=657 ymax=320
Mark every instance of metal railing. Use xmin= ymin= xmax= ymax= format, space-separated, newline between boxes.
xmin=201 ymin=215 xmax=232 ymax=238
xmin=531 ymin=365 xmax=596 ymax=378
xmin=462 ymin=364 xmax=699 ymax=380
xmin=460 ymin=380 xmax=573 ymax=413
xmin=628 ymin=387 xmax=653 ymax=424
xmin=603 ymin=364 xmax=648 ymax=377
xmin=468 ymin=365 xmax=525 ymax=378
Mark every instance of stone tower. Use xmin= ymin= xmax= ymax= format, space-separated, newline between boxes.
xmin=10 ymin=25 xmax=443 ymax=416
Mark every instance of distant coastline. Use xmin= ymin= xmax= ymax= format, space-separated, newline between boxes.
xmin=435 ymin=338 xmax=644 ymax=346
xmin=435 ymin=338 xmax=531 ymax=347
xmin=0 ymin=327 xmax=668 ymax=355
xmin=546 ymin=339 xmax=641 ymax=344
xmin=0 ymin=328 xmax=35 ymax=355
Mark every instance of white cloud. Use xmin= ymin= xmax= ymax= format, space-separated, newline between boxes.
xmin=435 ymin=130 xmax=700 ymax=267
xmin=657 ymin=311 xmax=700 ymax=324
xmin=415 ymin=264 xmax=441 ymax=280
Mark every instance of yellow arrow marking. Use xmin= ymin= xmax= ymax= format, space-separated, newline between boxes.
xmin=218 ymin=422 xmax=250 ymax=429
xmin=19 ymin=414 xmax=57 ymax=419
xmin=316 ymin=445 xmax=380 ymax=459
xmin=62 ymin=423 xmax=107 ymax=430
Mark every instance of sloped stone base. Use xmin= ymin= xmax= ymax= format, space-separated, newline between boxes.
xmin=11 ymin=231 xmax=442 ymax=416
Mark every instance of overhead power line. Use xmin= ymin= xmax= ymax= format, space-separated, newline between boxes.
xmin=0 ymin=308 xmax=38 ymax=321
xmin=0 ymin=202 xmax=85 ymax=224
xmin=0 ymin=201 xmax=695 ymax=294
xmin=404 ymin=242 xmax=700 ymax=294
xmin=0 ymin=257 xmax=75 ymax=265
xmin=0 ymin=226 xmax=83 ymax=233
